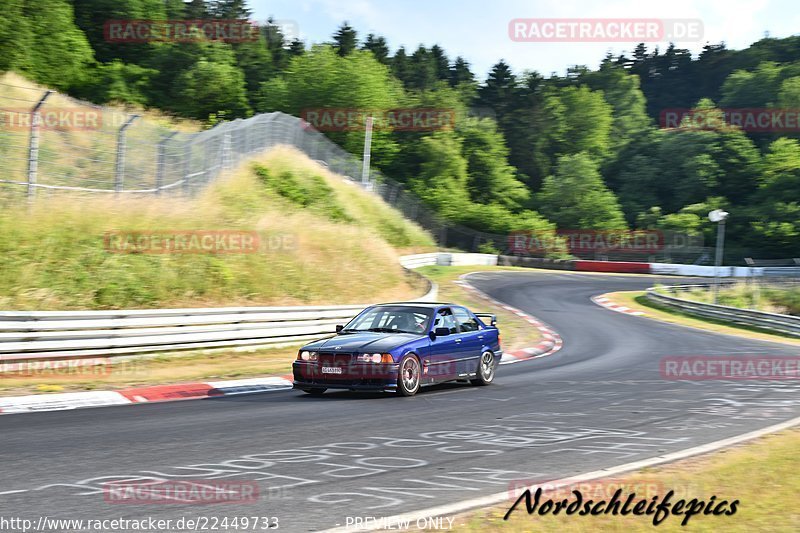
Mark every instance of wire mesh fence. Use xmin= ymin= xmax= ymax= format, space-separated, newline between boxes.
xmin=0 ymin=87 xmax=487 ymax=250
xmin=0 ymin=84 xmax=722 ymax=260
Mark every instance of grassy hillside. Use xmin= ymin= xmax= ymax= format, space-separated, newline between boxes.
xmin=0 ymin=146 xmax=435 ymax=310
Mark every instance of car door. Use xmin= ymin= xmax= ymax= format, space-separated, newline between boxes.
xmin=426 ymin=307 xmax=462 ymax=382
xmin=452 ymin=306 xmax=483 ymax=376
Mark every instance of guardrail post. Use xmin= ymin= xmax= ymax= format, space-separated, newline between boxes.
xmin=26 ymin=90 xmax=53 ymax=201
xmin=222 ymin=132 xmax=233 ymax=171
xmin=155 ymin=131 xmax=179 ymax=195
xmin=114 ymin=114 xmax=140 ymax=195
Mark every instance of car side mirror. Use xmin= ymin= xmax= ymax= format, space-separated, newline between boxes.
xmin=434 ymin=327 xmax=450 ymax=337
xmin=335 ymin=325 xmax=344 ymax=333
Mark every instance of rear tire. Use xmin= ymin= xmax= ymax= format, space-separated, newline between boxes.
xmin=397 ymin=354 xmax=421 ymax=396
xmin=302 ymin=388 xmax=327 ymax=395
xmin=470 ymin=351 xmax=495 ymax=386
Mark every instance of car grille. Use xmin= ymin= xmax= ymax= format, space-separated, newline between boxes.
xmin=318 ymin=352 xmax=354 ymax=366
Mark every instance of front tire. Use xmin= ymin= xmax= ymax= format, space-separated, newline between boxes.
xmin=470 ymin=351 xmax=496 ymax=386
xmin=397 ymin=354 xmax=421 ymax=396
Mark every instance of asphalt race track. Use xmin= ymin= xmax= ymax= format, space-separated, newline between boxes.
xmin=1 ymin=271 xmax=799 ymax=532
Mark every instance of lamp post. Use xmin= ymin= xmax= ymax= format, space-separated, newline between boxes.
xmin=708 ymin=209 xmax=729 ymax=304
xmin=361 ymin=115 xmax=373 ymax=189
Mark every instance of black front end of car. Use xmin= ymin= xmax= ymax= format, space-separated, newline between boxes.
xmin=293 ymin=351 xmax=400 ymax=392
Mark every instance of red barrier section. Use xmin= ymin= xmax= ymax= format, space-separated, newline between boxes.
xmin=573 ymin=261 xmax=651 ymax=274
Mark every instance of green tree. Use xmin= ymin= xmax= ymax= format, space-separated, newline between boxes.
xmin=362 ymin=33 xmax=389 ymax=65
xmin=537 ymin=153 xmax=627 ymax=230
xmin=581 ymin=64 xmax=651 ymax=154
xmin=720 ymin=61 xmax=783 ymax=107
xmin=459 ymin=118 xmax=529 ymax=210
xmin=477 ymin=60 xmax=516 ymax=116
xmin=259 ymin=45 xmax=403 ymax=168
xmin=543 ymin=85 xmax=614 ymax=162
xmin=391 ymin=46 xmax=410 ymax=86
xmin=185 ymin=0 xmax=210 ymax=18
xmin=0 ymin=0 xmax=31 ymax=72
xmin=80 ymin=60 xmax=155 ymax=105
xmin=173 ymin=57 xmax=250 ymax=119
xmin=209 ymin=0 xmax=251 ymax=19
xmin=408 ymin=45 xmax=436 ymax=91
xmin=430 ymin=45 xmax=450 ymax=81
xmin=21 ymin=0 xmax=94 ymax=90
xmin=449 ymin=56 xmax=474 ymax=87
xmin=71 ymin=0 xmax=165 ymax=65
xmin=776 ymin=76 xmax=800 ymax=107
xmin=409 ymin=131 xmax=472 ymax=220
xmin=333 ymin=22 xmax=357 ymax=57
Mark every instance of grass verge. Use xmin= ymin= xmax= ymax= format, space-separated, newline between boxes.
xmin=456 ymin=428 xmax=800 ymax=531
xmin=0 ymin=346 xmax=295 ymax=397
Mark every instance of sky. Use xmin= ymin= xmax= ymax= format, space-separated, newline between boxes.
xmin=247 ymin=0 xmax=800 ymax=81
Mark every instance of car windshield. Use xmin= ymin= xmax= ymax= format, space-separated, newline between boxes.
xmin=341 ymin=306 xmax=433 ymax=335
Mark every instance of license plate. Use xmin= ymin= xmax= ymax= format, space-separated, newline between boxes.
xmin=321 ymin=366 xmax=343 ymax=374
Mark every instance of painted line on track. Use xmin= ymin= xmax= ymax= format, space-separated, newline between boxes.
xmin=322 ymin=413 xmax=800 ymax=532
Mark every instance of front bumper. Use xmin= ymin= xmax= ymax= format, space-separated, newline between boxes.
xmin=293 ymin=361 xmax=400 ymax=391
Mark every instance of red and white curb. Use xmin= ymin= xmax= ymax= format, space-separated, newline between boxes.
xmin=592 ymin=294 xmax=646 ymax=316
xmin=456 ymin=274 xmax=563 ymax=365
xmin=0 ymin=376 xmax=293 ymax=415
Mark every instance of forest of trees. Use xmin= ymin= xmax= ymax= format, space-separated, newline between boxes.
xmin=2 ymin=0 xmax=799 ymax=259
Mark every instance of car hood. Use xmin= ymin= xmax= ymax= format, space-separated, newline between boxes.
xmin=305 ymin=332 xmax=423 ymax=353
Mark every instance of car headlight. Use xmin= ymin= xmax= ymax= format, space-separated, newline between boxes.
xmin=357 ymin=353 xmax=393 ymax=363
xmin=298 ymin=350 xmax=318 ymax=361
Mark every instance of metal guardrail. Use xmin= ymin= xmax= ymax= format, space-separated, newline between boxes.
xmin=0 ymin=305 xmax=367 ymax=361
xmin=0 ymin=254 xmax=444 ymax=364
xmin=646 ymin=284 xmax=800 ymax=337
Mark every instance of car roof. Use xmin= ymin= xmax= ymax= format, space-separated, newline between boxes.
xmin=372 ymin=302 xmax=460 ymax=308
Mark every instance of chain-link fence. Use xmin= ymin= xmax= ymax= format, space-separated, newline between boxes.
xmin=0 ymin=82 xmax=719 ymax=260
xmin=0 ymin=83 xmax=502 ymax=251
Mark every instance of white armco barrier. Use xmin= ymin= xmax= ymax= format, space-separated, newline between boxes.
xmin=649 ymin=264 xmax=763 ymax=277
xmin=0 ymin=255 xmax=442 ymax=363
xmin=398 ymin=253 xmax=441 ymax=269
xmin=400 ymin=252 xmax=497 ymax=269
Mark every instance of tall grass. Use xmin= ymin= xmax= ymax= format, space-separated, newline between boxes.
xmin=0 ymin=147 xmax=434 ymax=310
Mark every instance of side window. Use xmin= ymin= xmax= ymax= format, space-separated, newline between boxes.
xmin=453 ymin=307 xmax=480 ymax=332
xmin=434 ymin=308 xmax=459 ymax=335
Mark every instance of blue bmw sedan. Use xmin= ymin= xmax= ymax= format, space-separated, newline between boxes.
xmin=292 ymin=302 xmax=502 ymax=396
